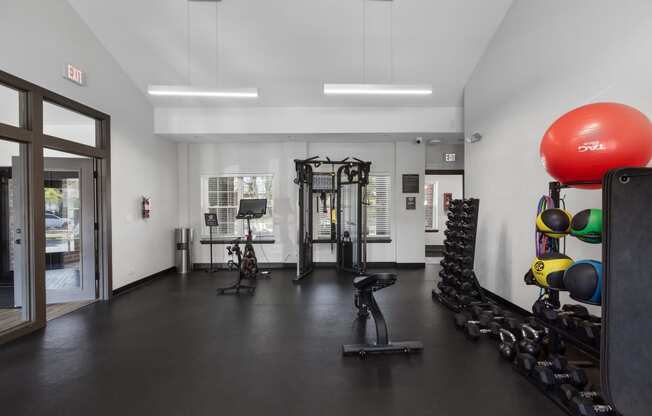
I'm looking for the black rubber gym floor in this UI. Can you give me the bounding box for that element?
[0,266,565,416]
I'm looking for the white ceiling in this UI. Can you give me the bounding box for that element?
[67,0,513,108]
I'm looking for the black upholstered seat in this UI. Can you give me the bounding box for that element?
[353,273,397,291]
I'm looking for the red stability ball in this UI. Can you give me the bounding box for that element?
[540,102,652,189]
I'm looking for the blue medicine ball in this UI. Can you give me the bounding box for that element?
[563,260,602,305]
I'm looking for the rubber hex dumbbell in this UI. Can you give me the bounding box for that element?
[465,320,502,341]
[573,398,615,416]
[560,384,603,406]
[579,321,601,345]
[543,306,589,325]
[454,310,474,330]
[534,366,588,389]
[460,222,475,232]
[515,353,567,374]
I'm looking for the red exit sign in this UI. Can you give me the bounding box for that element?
[63,64,85,86]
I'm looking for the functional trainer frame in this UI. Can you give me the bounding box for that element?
[294,156,371,281]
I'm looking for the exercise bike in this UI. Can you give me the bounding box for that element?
[217,199,269,295]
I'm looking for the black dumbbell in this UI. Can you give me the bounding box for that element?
[543,334,567,356]
[544,306,589,324]
[515,353,567,374]
[456,292,480,306]
[503,317,523,340]
[437,281,454,294]
[532,299,553,318]
[454,310,474,330]
[466,320,502,341]
[579,321,601,343]
[534,366,588,389]
[573,398,615,416]
[560,384,603,406]
[460,222,475,231]
[459,256,474,265]
[458,243,473,254]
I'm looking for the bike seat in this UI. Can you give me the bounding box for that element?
[353,273,397,291]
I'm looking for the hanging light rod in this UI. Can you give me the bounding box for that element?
[323,84,433,96]
[147,85,258,98]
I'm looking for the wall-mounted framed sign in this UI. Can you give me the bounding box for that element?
[402,174,420,193]
[406,197,416,210]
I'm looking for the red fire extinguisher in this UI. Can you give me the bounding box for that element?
[142,197,151,218]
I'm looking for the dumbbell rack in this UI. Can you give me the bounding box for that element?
[432,198,486,312]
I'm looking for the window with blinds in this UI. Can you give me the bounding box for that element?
[366,175,391,238]
[202,175,273,237]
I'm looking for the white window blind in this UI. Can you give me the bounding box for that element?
[367,175,391,238]
[202,175,273,237]
[313,174,391,239]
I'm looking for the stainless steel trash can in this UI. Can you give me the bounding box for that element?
[175,228,193,274]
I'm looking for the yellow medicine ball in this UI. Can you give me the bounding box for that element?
[536,208,572,238]
[531,252,573,289]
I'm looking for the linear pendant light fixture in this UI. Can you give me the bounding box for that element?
[148,85,258,98]
[324,0,432,97]
[147,0,258,99]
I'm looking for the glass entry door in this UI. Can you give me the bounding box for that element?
[43,157,95,304]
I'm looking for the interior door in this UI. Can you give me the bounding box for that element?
[44,157,95,304]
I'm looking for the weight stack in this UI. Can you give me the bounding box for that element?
[433,198,484,311]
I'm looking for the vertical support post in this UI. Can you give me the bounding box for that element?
[209,225,213,273]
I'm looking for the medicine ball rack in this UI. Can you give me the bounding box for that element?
[527,181,602,360]
[432,198,486,312]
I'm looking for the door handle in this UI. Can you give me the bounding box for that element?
[15,239,21,244]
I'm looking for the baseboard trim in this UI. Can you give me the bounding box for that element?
[112,267,176,297]
[193,263,295,270]
[396,263,426,269]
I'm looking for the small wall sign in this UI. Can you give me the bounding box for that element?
[63,64,85,86]
[444,153,456,162]
[402,174,420,193]
[443,193,453,210]
[406,197,416,210]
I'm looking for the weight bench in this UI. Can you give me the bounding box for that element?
[342,273,423,357]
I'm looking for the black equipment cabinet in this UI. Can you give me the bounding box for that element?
[294,156,371,281]
[602,167,652,416]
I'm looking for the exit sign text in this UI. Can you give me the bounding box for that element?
[444,153,456,162]
[63,64,85,86]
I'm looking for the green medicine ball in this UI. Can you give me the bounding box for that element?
[570,209,602,244]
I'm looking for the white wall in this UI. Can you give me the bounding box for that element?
[0,0,179,289]
[464,0,652,310]
[155,106,463,135]
[180,140,428,266]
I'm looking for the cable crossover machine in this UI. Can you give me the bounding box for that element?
[294,156,371,281]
